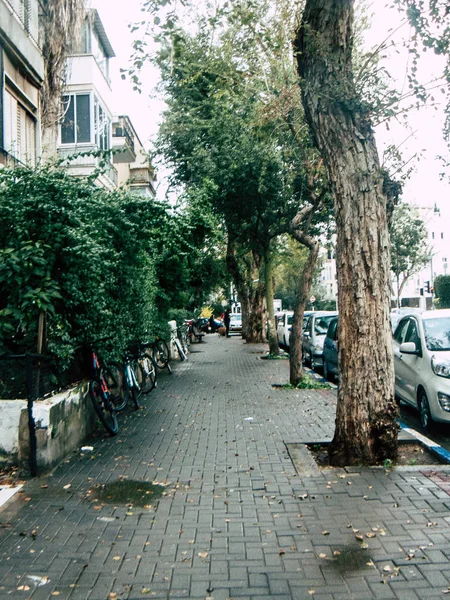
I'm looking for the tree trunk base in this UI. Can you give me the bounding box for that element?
[329,405,399,467]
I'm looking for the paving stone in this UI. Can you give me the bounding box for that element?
[2,336,450,599]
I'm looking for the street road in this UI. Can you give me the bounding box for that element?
[399,402,450,452]
[307,366,450,453]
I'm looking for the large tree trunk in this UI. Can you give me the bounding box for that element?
[295,0,398,466]
[264,246,279,355]
[289,232,319,385]
[226,238,266,343]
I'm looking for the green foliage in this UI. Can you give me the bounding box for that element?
[390,202,433,305]
[0,165,165,367]
[433,275,450,308]
[279,375,331,389]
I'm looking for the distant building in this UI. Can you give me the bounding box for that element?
[397,202,450,308]
[113,115,156,197]
[319,245,338,304]
[0,0,43,167]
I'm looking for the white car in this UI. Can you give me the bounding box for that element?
[229,313,242,334]
[302,311,338,370]
[393,309,450,431]
[276,311,313,349]
[276,311,294,348]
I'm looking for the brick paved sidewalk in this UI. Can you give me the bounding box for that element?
[1,335,450,600]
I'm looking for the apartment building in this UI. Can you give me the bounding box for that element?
[113,115,156,197]
[56,9,118,188]
[0,0,43,167]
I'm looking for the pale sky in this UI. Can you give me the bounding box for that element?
[90,0,449,213]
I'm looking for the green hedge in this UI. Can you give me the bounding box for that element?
[0,165,159,369]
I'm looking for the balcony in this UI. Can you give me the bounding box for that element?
[58,146,118,188]
[112,118,136,164]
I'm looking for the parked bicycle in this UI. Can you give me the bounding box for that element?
[150,336,172,373]
[88,342,124,436]
[170,324,188,362]
[126,341,158,407]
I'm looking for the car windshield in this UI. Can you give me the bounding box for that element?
[423,317,450,351]
[315,316,336,335]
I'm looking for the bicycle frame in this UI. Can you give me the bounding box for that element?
[92,351,110,399]
[124,360,140,392]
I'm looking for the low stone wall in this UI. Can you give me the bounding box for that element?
[0,382,97,473]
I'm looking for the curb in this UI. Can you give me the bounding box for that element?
[399,421,450,465]
[0,484,23,510]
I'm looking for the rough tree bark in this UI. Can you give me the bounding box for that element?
[295,0,398,465]
[289,231,319,386]
[264,245,279,355]
[226,238,266,343]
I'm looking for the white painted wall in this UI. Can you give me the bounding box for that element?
[0,400,27,457]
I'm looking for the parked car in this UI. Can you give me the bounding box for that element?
[276,310,313,350]
[229,313,242,334]
[393,309,450,431]
[276,311,294,349]
[391,307,423,331]
[303,311,338,370]
[323,316,339,381]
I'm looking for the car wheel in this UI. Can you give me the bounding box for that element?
[419,390,432,433]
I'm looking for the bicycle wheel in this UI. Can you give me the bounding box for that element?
[137,355,157,394]
[152,339,170,369]
[89,379,119,436]
[104,363,128,411]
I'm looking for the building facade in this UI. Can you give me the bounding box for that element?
[0,0,43,167]
[113,115,156,197]
[57,9,117,188]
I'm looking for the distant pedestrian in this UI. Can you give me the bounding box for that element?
[223,309,231,338]
[208,314,215,333]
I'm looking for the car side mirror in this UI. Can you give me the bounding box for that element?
[399,341,421,357]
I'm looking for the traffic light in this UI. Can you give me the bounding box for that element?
[425,281,430,294]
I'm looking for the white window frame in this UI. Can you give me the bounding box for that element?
[60,92,111,150]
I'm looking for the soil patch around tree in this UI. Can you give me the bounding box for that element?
[307,441,443,468]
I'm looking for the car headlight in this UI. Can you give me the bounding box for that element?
[431,356,450,378]
[438,393,450,412]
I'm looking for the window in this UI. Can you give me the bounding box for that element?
[5,0,38,40]
[60,94,110,149]
[404,320,421,350]
[423,317,450,351]
[315,316,336,335]
[92,30,109,80]
[3,88,36,164]
[95,102,110,150]
[327,318,338,341]
[394,318,410,344]
[61,94,91,144]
